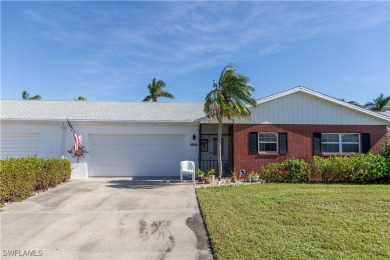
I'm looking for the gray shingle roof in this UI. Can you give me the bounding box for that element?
[0,100,206,123]
[379,111,390,118]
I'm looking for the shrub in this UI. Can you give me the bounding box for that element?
[332,156,359,182]
[379,131,390,182]
[379,131,390,160]
[312,156,338,182]
[312,153,389,183]
[260,159,310,183]
[355,152,389,183]
[259,162,287,183]
[283,158,311,183]
[0,157,71,204]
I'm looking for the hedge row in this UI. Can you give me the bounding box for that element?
[259,153,390,183]
[0,157,71,204]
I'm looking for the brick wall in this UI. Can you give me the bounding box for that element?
[232,124,388,172]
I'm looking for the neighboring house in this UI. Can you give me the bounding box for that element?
[1,87,389,178]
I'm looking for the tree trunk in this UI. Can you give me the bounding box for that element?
[217,120,223,179]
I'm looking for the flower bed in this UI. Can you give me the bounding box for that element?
[194,178,264,189]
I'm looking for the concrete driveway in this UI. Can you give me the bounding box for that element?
[1,178,213,260]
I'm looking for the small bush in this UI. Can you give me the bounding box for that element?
[259,162,287,183]
[0,157,71,204]
[283,158,311,183]
[312,156,338,182]
[260,159,310,183]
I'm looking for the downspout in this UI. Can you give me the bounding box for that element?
[61,122,66,159]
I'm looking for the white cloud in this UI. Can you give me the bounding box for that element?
[20,1,389,96]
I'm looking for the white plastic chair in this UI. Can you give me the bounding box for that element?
[180,161,195,182]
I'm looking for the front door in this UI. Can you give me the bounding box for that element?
[209,136,228,161]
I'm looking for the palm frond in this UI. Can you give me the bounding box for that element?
[30,95,41,100]
[204,65,256,121]
[143,96,152,102]
[21,90,29,100]
[364,93,390,111]
[159,91,175,99]
[143,78,174,102]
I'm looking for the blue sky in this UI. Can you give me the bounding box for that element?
[2,1,389,105]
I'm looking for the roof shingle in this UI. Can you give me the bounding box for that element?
[0,100,206,123]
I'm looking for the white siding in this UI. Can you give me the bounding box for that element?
[236,92,388,125]
[0,121,199,178]
[0,133,40,159]
[1,123,64,159]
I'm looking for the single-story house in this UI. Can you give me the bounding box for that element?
[1,87,389,178]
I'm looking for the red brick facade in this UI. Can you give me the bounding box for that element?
[232,124,388,172]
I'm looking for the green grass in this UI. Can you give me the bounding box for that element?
[196,184,390,259]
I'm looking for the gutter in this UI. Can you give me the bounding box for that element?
[0,118,201,126]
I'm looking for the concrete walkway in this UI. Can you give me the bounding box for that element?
[1,178,213,260]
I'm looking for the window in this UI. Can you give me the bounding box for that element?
[322,133,360,154]
[249,132,287,154]
[258,132,278,153]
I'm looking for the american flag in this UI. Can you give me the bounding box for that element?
[67,119,82,153]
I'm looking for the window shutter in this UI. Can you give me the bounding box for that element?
[279,133,288,155]
[362,133,371,154]
[249,132,258,154]
[313,133,322,155]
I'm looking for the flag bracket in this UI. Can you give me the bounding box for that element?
[68,145,89,163]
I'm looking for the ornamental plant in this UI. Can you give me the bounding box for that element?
[197,169,205,177]
[207,168,215,176]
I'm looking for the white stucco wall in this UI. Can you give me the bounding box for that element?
[1,121,200,178]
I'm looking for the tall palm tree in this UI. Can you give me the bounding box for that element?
[204,65,256,179]
[364,93,390,112]
[21,90,41,100]
[143,78,174,102]
[74,96,87,101]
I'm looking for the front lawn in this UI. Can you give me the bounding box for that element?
[196,184,390,259]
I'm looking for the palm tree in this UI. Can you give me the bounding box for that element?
[21,90,41,100]
[364,93,390,112]
[74,96,87,101]
[143,78,174,102]
[204,65,256,179]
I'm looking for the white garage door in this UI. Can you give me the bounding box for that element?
[89,134,188,177]
[0,133,40,159]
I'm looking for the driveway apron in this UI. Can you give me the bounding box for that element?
[1,178,213,260]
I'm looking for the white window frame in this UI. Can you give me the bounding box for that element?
[258,132,278,154]
[322,133,361,154]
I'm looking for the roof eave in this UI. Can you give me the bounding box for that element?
[0,118,200,125]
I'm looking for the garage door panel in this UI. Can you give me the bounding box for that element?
[90,147,185,161]
[89,134,188,177]
[92,135,186,145]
